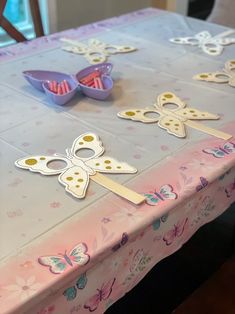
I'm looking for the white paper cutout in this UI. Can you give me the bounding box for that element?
[170,31,235,56]
[194,59,235,87]
[60,38,136,64]
[118,92,220,138]
[15,133,137,199]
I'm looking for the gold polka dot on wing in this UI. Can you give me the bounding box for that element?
[25,158,37,165]
[83,135,94,142]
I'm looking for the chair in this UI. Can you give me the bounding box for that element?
[0,0,44,43]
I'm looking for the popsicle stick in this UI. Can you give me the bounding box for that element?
[90,173,145,205]
[185,120,232,140]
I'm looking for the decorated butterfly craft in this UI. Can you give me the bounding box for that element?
[170,31,235,56]
[63,273,87,301]
[15,133,145,205]
[118,92,232,140]
[203,142,235,158]
[144,184,177,206]
[84,278,116,312]
[38,243,90,274]
[60,38,136,64]
[163,217,188,245]
[194,60,235,87]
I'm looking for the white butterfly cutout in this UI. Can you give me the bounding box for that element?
[60,38,136,64]
[170,31,235,56]
[194,59,235,87]
[15,133,137,199]
[38,242,90,274]
[118,92,219,138]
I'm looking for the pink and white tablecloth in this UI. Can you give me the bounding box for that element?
[0,7,235,314]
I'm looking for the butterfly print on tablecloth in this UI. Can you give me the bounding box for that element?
[203,142,235,158]
[144,184,177,206]
[38,243,89,274]
[63,273,87,301]
[163,218,188,245]
[84,278,116,312]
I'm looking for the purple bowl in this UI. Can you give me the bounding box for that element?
[23,70,78,92]
[75,63,113,100]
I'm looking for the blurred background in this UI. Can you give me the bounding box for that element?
[0,0,216,47]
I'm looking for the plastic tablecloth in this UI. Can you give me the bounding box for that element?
[0,7,235,314]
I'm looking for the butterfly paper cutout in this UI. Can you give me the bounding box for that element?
[38,243,90,274]
[15,133,137,199]
[112,232,128,252]
[163,218,188,245]
[84,278,116,312]
[203,142,235,158]
[196,176,208,192]
[152,213,169,230]
[145,184,177,206]
[170,31,235,56]
[61,38,136,64]
[194,60,235,87]
[118,92,219,138]
[63,273,87,301]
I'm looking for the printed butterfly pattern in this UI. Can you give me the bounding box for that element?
[112,232,128,252]
[170,31,235,56]
[152,213,169,230]
[196,176,208,192]
[15,133,137,199]
[225,179,235,198]
[63,273,87,301]
[145,184,177,206]
[163,218,188,245]
[203,142,235,158]
[118,92,219,138]
[61,38,136,64]
[194,60,235,87]
[38,243,90,274]
[84,278,116,312]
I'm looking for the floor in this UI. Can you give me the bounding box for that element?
[106,202,235,314]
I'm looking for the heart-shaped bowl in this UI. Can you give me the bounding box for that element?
[42,78,78,105]
[75,63,113,100]
[23,70,78,92]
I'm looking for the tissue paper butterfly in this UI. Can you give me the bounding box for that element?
[63,273,87,301]
[145,184,177,206]
[15,133,136,199]
[112,232,128,252]
[196,176,208,192]
[163,218,188,245]
[203,142,235,158]
[38,243,90,274]
[84,278,116,312]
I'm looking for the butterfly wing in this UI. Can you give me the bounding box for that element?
[120,232,129,246]
[117,108,160,123]
[100,278,116,300]
[223,142,235,153]
[84,293,101,312]
[175,218,188,237]
[169,36,199,45]
[152,219,161,230]
[60,38,88,54]
[106,44,136,54]
[63,286,77,301]
[15,156,69,175]
[201,42,223,56]
[203,148,226,158]
[76,273,88,290]
[38,256,67,274]
[158,115,185,138]
[159,184,178,200]
[69,243,90,266]
[85,156,137,173]
[144,193,160,206]
[161,213,169,223]
[195,31,212,41]
[59,166,89,198]
[163,229,176,246]
[130,249,144,272]
[70,133,104,161]
[193,71,230,84]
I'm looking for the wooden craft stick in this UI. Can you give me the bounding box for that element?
[185,120,232,140]
[91,173,145,205]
